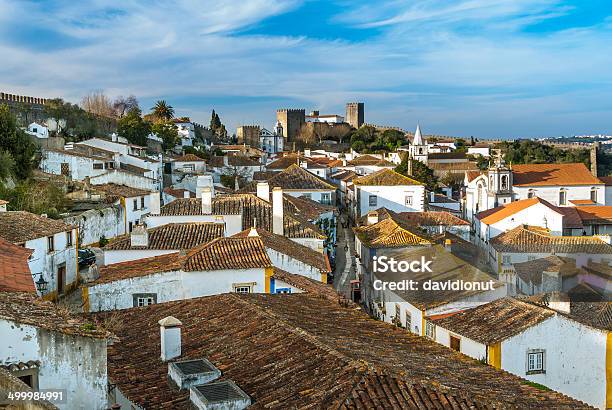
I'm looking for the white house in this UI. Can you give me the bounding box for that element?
[84,236,280,312]
[362,244,506,336]
[103,222,225,265]
[173,119,195,147]
[40,147,116,181]
[343,154,396,176]
[467,144,490,157]
[63,204,125,246]
[233,227,331,283]
[0,292,109,409]
[431,296,610,409]
[209,155,262,182]
[352,168,425,217]
[170,153,206,174]
[475,197,565,245]
[26,122,49,139]
[0,210,78,300]
[93,184,157,233]
[260,122,284,154]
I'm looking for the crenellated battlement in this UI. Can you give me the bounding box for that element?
[276,108,306,113]
[0,92,48,105]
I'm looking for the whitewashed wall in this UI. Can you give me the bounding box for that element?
[90,170,158,191]
[434,326,488,361]
[357,185,425,216]
[266,248,324,282]
[146,214,239,235]
[41,151,107,181]
[104,249,176,265]
[513,185,605,206]
[86,268,267,312]
[64,207,124,246]
[0,319,108,410]
[502,315,607,409]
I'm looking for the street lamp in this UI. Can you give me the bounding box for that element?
[33,274,48,295]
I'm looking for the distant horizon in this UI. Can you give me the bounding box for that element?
[1,1,612,138]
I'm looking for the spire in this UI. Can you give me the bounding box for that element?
[413,124,424,145]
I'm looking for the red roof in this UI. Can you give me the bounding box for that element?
[512,163,603,186]
[0,238,35,293]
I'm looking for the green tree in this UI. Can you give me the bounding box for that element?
[395,156,438,191]
[151,100,175,121]
[0,150,15,181]
[210,110,221,131]
[151,120,179,151]
[117,107,151,146]
[0,104,38,179]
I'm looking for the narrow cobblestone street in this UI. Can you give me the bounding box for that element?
[333,210,357,299]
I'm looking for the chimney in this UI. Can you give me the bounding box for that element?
[195,175,214,198]
[272,187,284,235]
[159,316,182,361]
[149,192,161,215]
[429,191,436,203]
[223,155,229,167]
[304,148,311,157]
[130,224,149,247]
[590,142,599,177]
[201,187,212,215]
[366,211,379,225]
[300,161,308,169]
[256,182,270,202]
[407,158,413,176]
[183,190,191,198]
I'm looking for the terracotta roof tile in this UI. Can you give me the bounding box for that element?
[599,176,612,186]
[241,164,335,191]
[512,163,603,186]
[393,210,469,226]
[93,183,151,198]
[173,153,205,162]
[96,252,182,284]
[233,228,330,272]
[354,216,432,249]
[0,238,34,293]
[513,256,580,286]
[94,293,590,409]
[272,268,341,302]
[0,291,108,338]
[283,194,335,220]
[465,170,482,182]
[353,168,423,186]
[104,223,225,250]
[347,154,395,167]
[490,225,612,254]
[432,297,554,344]
[163,187,195,198]
[209,155,261,168]
[0,211,72,243]
[477,197,560,225]
[576,205,612,222]
[159,194,325,239]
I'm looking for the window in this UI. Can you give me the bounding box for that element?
[93,163,104,170]
[527,189,535,199]
[425,321,436,339]
[183,164,195,171]
[107,162,115,169]
[527,350,545,374]
[559,189,567,206]
[527,255,536,261]
[450,335,461,351]
[66,231,72,246]
[133,293,157,307]
[275,288,291,294]
[405,195,413,206]
[501,175,508,190]
[128,222,133,232]
[233,285,252,294]
[133,199,138,211]
[591,188,598,203]
[369,195,378,207]
[321,193,331,205]
[141,197,145,209]
[11,368,39,390]
[502,255,511,264]
[137,297,154,307]
[405,311,412,331]
[47,236,54,252]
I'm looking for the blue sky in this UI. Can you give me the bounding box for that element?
[1,0,612,138]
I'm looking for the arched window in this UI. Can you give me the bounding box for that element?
[419,148,423,155]
[559,188,567,206]
[527,189,535,199]
[477,183,484,211]
[501,175,508,191]
[591,187,598,203]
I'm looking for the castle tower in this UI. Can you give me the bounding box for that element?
[409,124,428,164]
[276,109,305,142]
[275,120,283,137]
[346,102,364,129]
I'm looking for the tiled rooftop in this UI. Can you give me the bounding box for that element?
[209,155,261,168]
[242,164,335,191]
[490,225,612,254]
[354,217,432,249]
[476,197,559,225]
[158,194,325,239]
[0,237,34,293]
[104,223,225,250]
[353,168,423,186]
[513,256,579,286]
[0,291,108,338]
[432,297,554,344]
[95,293,590,409]
[347,154,395,167]
[0,211,72,243]
[233,228,330,272]
[93,183,151,199]
[283,194,335,220]
[511,163,603,186]
[173,153,205,162]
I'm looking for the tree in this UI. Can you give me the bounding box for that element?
[0,180,71,218]
[117,107,151,146]
[0,104,38,180]
[112,95,139,118]
[81,91,114,118]
[0,150,15,181]
[151,100,174,121]
[395,156,438,191]
[151,120,179,151]
[210,110,221,131]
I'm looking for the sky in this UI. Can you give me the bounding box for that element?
[1,0,612,138]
